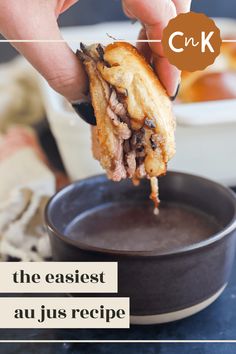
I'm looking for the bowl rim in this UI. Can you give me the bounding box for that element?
[45,171,236,258]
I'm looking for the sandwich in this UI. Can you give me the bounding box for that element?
[77,42,176,212]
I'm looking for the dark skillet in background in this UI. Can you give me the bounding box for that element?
[45,172,236,324]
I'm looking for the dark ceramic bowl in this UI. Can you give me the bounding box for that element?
[45,172,236,324]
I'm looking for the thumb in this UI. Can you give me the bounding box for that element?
[17,40,89,102]
[0,1,88,101]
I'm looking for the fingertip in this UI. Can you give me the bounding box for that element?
[154,57,181,97]
[42,44,88,101]
[136,28,152,62]
[72,101,97,126]
[172,0,191,14]
[122,1,135,19]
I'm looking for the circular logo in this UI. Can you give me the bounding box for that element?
[162,12,222,72]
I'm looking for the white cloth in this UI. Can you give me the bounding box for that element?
[0,145,55,261]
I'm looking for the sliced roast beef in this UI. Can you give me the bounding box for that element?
[135,163,146,179]
[125,150,136,177]
[111,139,127,181]
[109,90,127,118]
[131,129,145,150]
[106,106,131,140]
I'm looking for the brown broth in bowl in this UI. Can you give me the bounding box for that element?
[65,202,221,253]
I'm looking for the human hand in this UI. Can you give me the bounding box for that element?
[122,0,192,98]
[0,0,88,102]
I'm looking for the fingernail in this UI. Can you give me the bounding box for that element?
[72,102,96,126]
[170,83,180,101]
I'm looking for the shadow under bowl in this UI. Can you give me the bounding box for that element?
[45,171,236,324]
